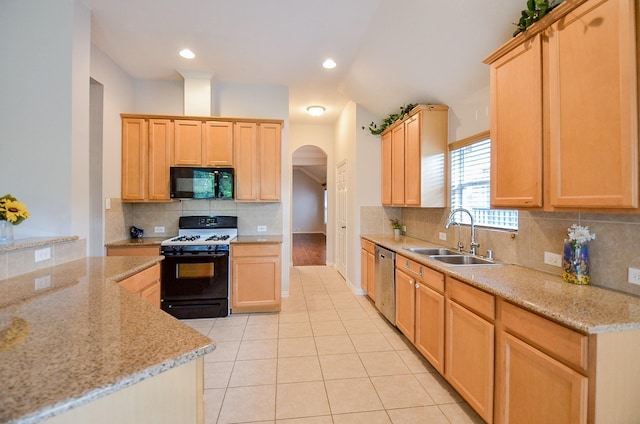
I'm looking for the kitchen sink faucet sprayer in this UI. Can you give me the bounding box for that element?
[445,208,479,255]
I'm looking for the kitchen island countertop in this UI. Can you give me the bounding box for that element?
[362,233,640,334]
[0,256,214,424]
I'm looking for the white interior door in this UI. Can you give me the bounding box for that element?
[336,160,347,277]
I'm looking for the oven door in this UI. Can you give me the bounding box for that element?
[161,252,229,318]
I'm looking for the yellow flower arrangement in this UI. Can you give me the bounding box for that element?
[0,194,30,225]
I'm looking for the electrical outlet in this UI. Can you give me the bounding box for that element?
[439,232,447,241]
[544,252,562,267]
[35,275,51,290]
[257,225,267,232]
[35,247,51,263]
[154,226,165,233]
[105,198,111,210]
[628,267,640,285]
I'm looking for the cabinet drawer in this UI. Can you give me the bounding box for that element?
[446,277,495,321]
[498,299,588,372]
[119,264,160,293]
[232,243,280,257]
[361,239,375,254]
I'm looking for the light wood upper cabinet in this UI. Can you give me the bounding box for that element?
[485,0,638,210]
[122,118,171,201]
[381,105,449,207]
[489,35,543,208]
[122,118,147,201]
[234,122,258,201]
[548,0,637,208]
[381,131,392,205]
[148,119,172,200]
[234,122,282,202]
[258,123,282,201]
[202,121,234,167]
[173,120,202,166]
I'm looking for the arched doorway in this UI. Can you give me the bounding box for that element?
[292,145,328,265]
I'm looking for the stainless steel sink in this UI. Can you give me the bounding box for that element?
[431,255,499,266]
[404,247,460,256]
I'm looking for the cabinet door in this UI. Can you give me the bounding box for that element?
[202,121,233,167]
[395,269,415,342]
[381,130,392,205]
[404,114,421,206]
[366,251,375,300]
[445,298,494,423]
[258,123,281,201]
[548,0,637,208]
[390,123,405,205]
[489,34,543,208]
[361,248,368,294]
[415,281,444,374]
[148,119,172,200]
[231,256,281,312]
[234,122,258,200]
[495,331,588,424]
[173,120,202,166]
[121,118,147,200]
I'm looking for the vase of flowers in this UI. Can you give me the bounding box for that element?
[0,194,30,246]
[562,224,595,285]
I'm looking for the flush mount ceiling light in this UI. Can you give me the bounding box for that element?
[322,58,336,69]
[307,106,326,116]
[179,49,196,59]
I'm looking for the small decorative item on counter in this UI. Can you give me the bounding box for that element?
[130,226,144,239]
[0,194,30,246]
[562,224,596,285]
[390,218,403,237]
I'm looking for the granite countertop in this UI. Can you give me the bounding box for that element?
[0,236,79,253]
[233,235,283,244]
[0,256,214,424]
[105,237,167,247]
[362,234,640,335]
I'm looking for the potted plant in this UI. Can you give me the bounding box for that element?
[389,218,403,237]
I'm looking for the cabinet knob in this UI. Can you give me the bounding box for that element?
[415,284,419,289]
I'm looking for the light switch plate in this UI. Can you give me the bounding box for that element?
[628,267,640,285]
[438,232,447,241]
[154,226,165,233]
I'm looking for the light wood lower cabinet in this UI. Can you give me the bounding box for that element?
[231,243,281,313]
[445,277,495,423]
[361,238,375,300]
[395,255,445,373]
[117,263,161,308]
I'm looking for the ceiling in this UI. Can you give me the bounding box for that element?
[84,0,525,125]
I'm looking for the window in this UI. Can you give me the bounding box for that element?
[450,132,518,230]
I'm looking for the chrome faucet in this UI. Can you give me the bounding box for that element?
[445,208,479,255]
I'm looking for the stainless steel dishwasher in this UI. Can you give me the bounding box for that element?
[374,244,396,325]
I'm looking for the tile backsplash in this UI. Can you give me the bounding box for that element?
[105,198,283,243]
[361,206,640,298]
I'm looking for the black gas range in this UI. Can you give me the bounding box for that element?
[160,216,237,319]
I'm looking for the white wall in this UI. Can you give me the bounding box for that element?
[448,85,491,142]
[0,0,90,244]
[292,170,325,233]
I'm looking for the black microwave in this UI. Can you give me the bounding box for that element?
[170,167,234,199]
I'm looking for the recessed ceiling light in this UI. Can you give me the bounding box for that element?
[322,59,336,69]
[179,49,196,59]
[307,106,326,116]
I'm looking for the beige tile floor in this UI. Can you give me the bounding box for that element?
[183,266,484,424]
